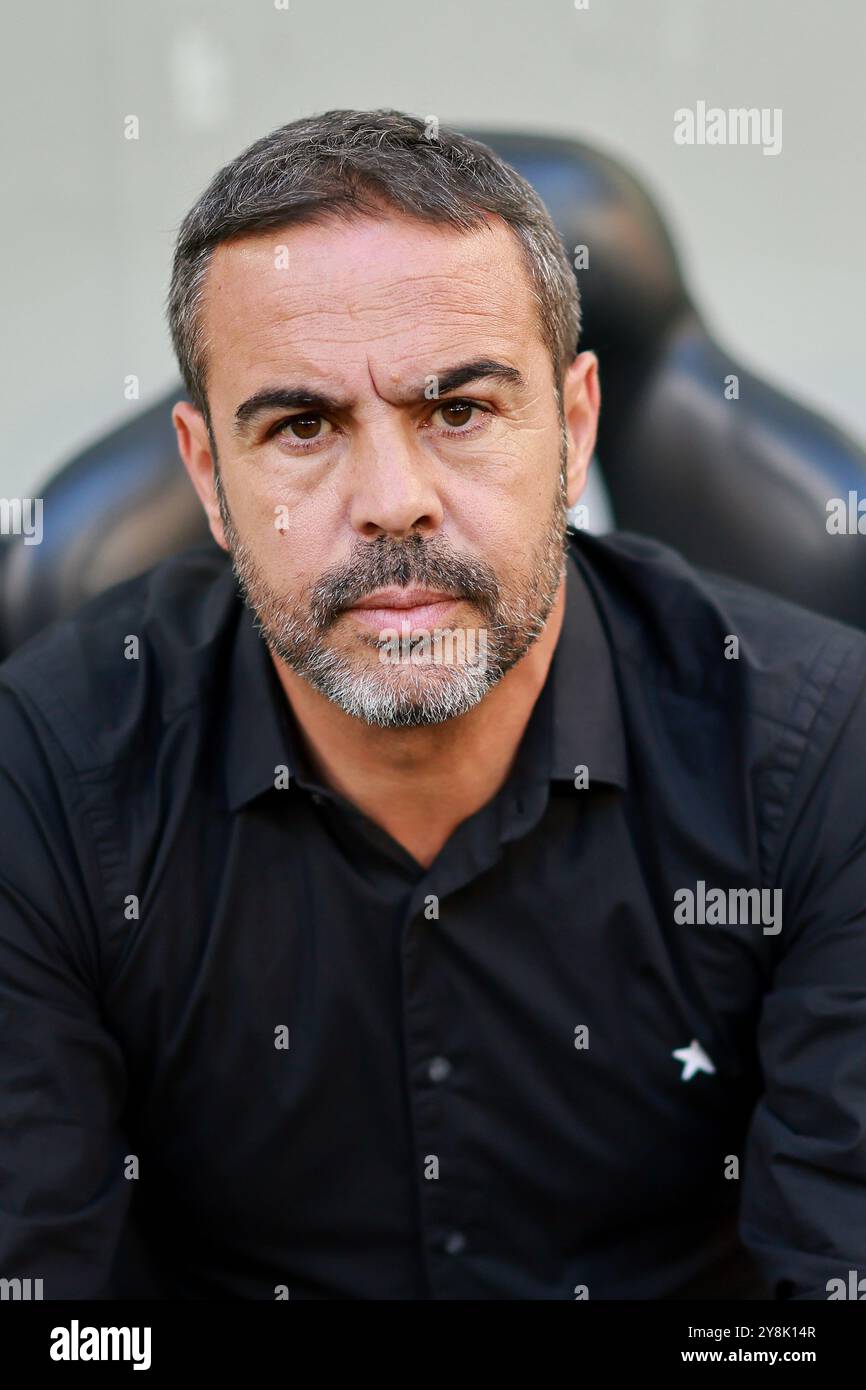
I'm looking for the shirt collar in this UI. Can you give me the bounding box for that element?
[223,599,307,812]
[547,533,629,787]
[224,530,628,812]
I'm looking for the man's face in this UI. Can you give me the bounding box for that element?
[175,210,598,727]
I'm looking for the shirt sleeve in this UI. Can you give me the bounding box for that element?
[738,659,866,1299]
[0,681,133,1298]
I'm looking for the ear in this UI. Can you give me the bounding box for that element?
[172,400,229,552]
[560,351,601,511]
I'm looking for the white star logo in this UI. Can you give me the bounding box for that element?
[672,1039,716,1082]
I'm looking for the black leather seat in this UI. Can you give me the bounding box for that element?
[3,128,865,658]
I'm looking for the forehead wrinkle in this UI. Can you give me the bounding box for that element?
[223,297,521,365]
[215,317,542,418]
[204,244,542,403]
[265,278,517,328]
[206,217,530,320]
[206,235,531,346]
[211,287,516,354]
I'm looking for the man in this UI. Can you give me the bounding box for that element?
[1,108,865,1300]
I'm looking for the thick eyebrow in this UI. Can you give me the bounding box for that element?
[232,358,526,439]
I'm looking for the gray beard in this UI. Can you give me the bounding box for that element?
[216,453,570,729]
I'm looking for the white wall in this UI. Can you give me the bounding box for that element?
[2,0,863,498]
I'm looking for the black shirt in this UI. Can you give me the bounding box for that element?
[1,528,865,1301]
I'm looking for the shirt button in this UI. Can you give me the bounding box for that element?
[444,1231,466,1255]
[427,1056,451,1083]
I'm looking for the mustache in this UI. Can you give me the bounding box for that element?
[306,536,500,629]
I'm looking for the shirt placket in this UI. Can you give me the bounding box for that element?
[396,771,552,1297]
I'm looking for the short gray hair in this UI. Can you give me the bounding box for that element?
[166,108,581,428]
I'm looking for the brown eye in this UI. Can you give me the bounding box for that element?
[283,414,329,440]
[439,402,474,429]
[432,400,489,434]
[289,414,323,436]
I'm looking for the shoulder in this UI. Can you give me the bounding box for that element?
[568,527,866,722]
[0,542,238,773]
[569,529,866,870]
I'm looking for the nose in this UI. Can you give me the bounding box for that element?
[347,420,444,540]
